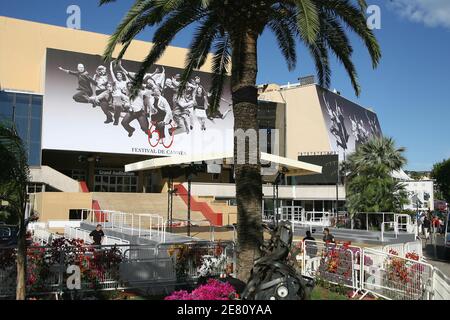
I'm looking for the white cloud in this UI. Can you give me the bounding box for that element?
[388,0,450,29]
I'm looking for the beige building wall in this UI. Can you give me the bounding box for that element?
[259,84,332,160]
[0,16,215,94]
[34,192,92,222]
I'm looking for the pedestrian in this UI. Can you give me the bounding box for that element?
[303,230,315,242]
[419,212,425,235]
[439,217,445,235]
[432,216,440,234]
[323,228,336,244]
[423,216,430,240]
[89,224,105,246]
[303,230,317,257]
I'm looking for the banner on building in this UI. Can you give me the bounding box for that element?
[42,48,233,156]
[318,88,382,160]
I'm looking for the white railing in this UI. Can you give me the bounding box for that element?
[64,226,130,255]
[372,240,423,260]
[264,206,336,227]
[292,239,447,300]
[82,209,166,243]
[32,228,62,245]
[432,268,450,300]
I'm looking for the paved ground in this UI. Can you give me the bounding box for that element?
[421,233,450,278]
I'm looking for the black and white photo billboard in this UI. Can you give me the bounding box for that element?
[318,88,382,160]
[42,48,233,156]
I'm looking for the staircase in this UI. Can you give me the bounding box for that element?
[175,184,223,226]
[92,192,206,223]
[29,166,80,192]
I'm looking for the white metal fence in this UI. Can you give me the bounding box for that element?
[292,239,447,300]
[64,226,130,249]
[85,209,166,243]
[432,268,450,300]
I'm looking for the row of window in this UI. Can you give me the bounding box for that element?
[0,91,43,166]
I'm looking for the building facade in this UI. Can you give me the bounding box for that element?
[1,17,388,224]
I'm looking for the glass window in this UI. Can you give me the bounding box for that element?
[304,201,313,211]
[31,96,43,119]
[29,142,41,166]
[315,201,324,212]
[30,118,41,142]
[117,177,123,184]
[15,94,30,118]
[15,116,29,142]
[0,92,13,120]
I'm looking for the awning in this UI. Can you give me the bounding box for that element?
[125,151,322,177]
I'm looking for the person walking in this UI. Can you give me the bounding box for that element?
[423,216,430,240]
[89,224,105,246]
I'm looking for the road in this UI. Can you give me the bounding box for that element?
[422,233,450,278]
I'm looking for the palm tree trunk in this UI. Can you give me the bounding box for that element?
[16,210,26,300]
[230,29,263,282]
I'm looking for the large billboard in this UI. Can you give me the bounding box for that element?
[42,48,233,156]
[318,88,382,160]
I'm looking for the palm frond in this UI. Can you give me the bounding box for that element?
[103,0,155,61]
[268,9,297,71]
[294,0,320,44]
[129,6,203,94]
[208,33,231,112]
[178,16,219,97]
[320,0,381,68]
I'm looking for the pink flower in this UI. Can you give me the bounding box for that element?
[165,279,236,300]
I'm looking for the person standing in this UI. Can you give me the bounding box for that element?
[322,228,336,244]
[423,215,430,240]
[303,231,317,257]
[89,224,105,246]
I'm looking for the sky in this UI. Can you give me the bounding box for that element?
[0,0,449,171]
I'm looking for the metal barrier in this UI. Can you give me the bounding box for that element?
[432,268,450,300]
[64,226,130,254]
[32,228,62,245]
[360,248,434,300]
[0,240,235,298]
[291,239,441,300]
[82,209,166,243]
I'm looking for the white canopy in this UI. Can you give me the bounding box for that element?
[125,151,322,177]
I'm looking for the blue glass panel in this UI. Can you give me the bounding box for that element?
[31,95,43,118]
[29,141,41,166]
[15,116,29,142]
[30,118,41,143]
[0,92,14,121]
[15,94,30,118]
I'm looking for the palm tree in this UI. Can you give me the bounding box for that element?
[100,0,381,280]
[343,137,408,224]
[0,122,30,300]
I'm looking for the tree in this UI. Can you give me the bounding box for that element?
[343,137,408,217]
[100,0,381,281]
[431,158,450,203]
[0,122,30,300]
